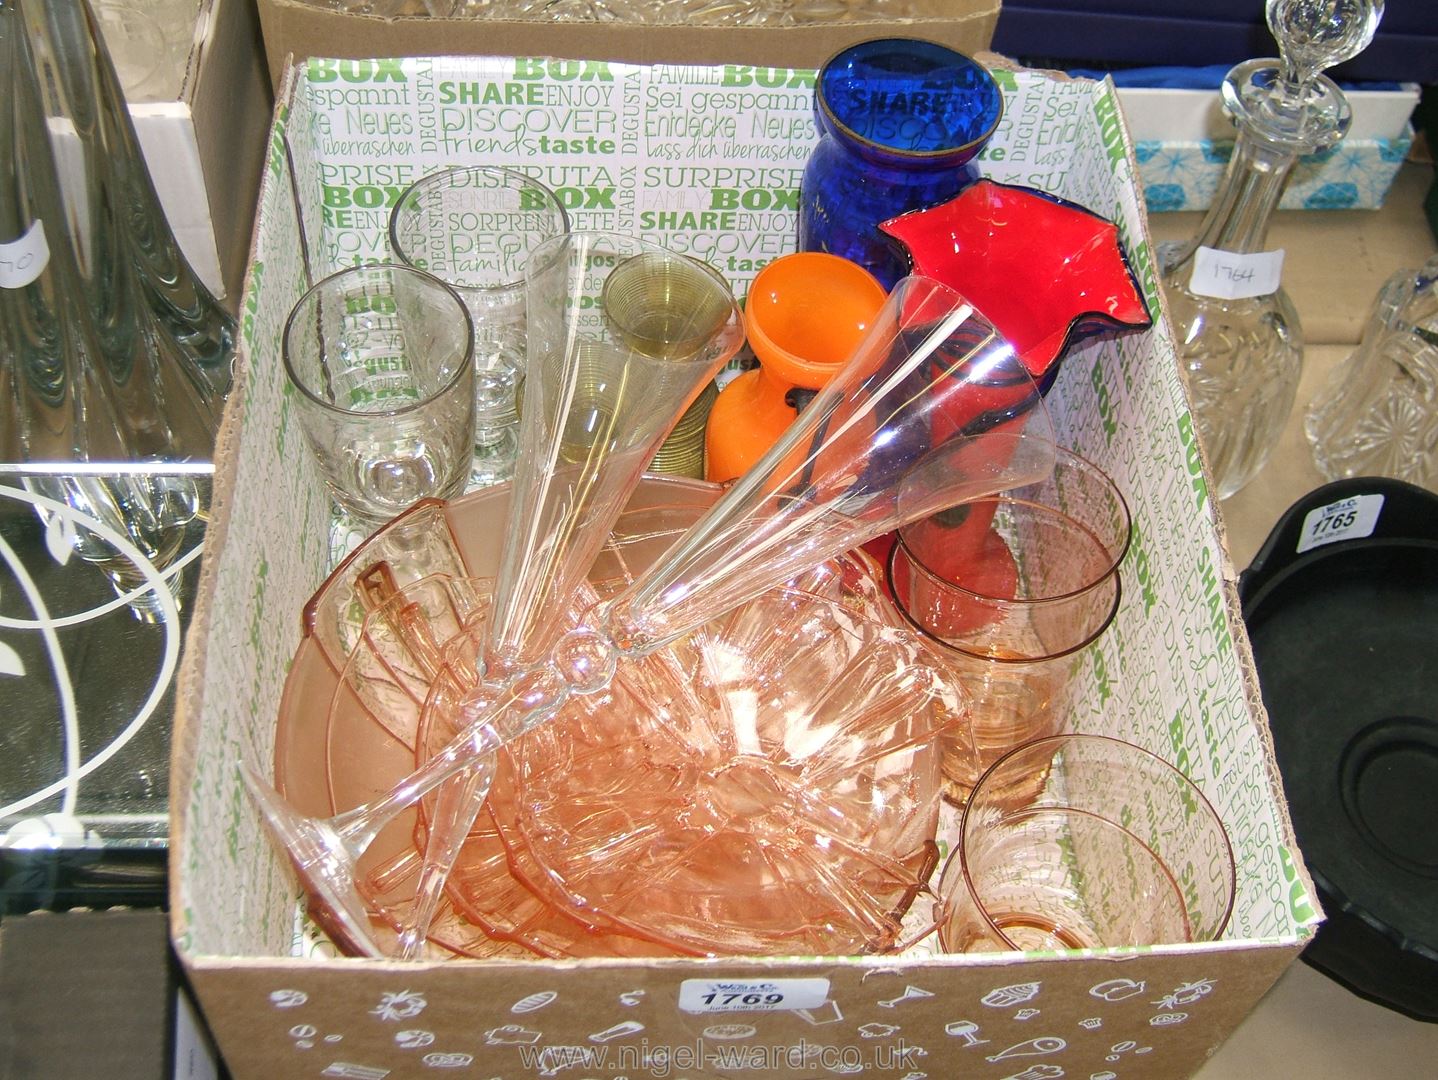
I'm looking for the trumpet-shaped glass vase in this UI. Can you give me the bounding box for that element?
[392,233,745,957]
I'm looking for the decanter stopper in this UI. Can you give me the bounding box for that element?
[1268,0,1384,89]
[1224,0,1384,153]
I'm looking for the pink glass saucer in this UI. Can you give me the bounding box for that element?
[879,178,1152,378]
[417,629,687,959]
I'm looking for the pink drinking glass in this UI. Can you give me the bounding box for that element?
[937,734,1236,953]
[886,445,1130,805]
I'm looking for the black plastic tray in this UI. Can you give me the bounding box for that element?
[1240,477,1438,1022]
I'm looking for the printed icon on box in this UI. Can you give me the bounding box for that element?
[322,1064,390,1080]
[1106,1040,1154,1061]
[396,1030,436,1050]
[878,985,935,1008]
[1078,1018,1103,1031]
[1153,979,1215,1009]
[325,1035,344,1043]
[270,989,309,1009]
[291,1024,318,1040]
[371,990,428,1021]
[1001,1065,1064,1080]
[423,1052,474,1069]
[589,1021,645,1043]
[861,966,906,981]
[702,1023,757,1040]
[485,1024,542,1046]
[983,983,1041,1008]
[619,989,646,1007]
[945,1020,989,1047]
[512,991,558,1014]
[899,1073,928,1080]
[987,1037,1067,1062]
[796,1000,845,1025]
[827,1059,864,1074]
[1014,1008,1041,1020]
[1091,1072,1118,1080]
[1150,1012,1188,1026]
[858,1023,900,1038]
[1088,978,1145,1002]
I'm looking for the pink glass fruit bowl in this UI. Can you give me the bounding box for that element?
[879,178,1152,379]
[274,475,965,958]
[494,574,962,957]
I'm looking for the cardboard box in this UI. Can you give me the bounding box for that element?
[170,56,1322,1079]
[127,0,271,302]
[253,0,1002,91]
[1119,84,1420,213]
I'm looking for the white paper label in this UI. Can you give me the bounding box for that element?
[1189,245,1284,300]
[1296,493,1384,553]
[173,988,220,1080]
[0,219,50,289]
[678,978,831,1014]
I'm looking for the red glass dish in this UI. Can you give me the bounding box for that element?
[879,179,1152,379]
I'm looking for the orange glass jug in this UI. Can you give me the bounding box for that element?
[705,252,887,483]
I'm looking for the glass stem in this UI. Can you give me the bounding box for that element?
[334,681,564,854]
[398,761,494,959]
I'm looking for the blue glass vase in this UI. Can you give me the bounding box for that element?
[799,38,1004,289]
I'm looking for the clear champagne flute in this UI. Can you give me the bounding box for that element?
[354,233,742,956]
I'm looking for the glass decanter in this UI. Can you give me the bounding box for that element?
[1305,255,1438,489]
[1158,0,1382,499]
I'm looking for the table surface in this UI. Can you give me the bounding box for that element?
[1147,162,1438,1074]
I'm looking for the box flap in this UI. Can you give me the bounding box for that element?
[188,0,273,301]
[256,0,1002,91]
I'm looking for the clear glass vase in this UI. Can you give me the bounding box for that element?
[27,0,235,405]
[1158,0,1382,499]
[3,0,213,619]
[19,0,225,459]
[1305,256,1438,489]
[1,0,127,465]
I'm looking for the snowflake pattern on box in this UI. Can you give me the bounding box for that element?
[1136,130,1412,213]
